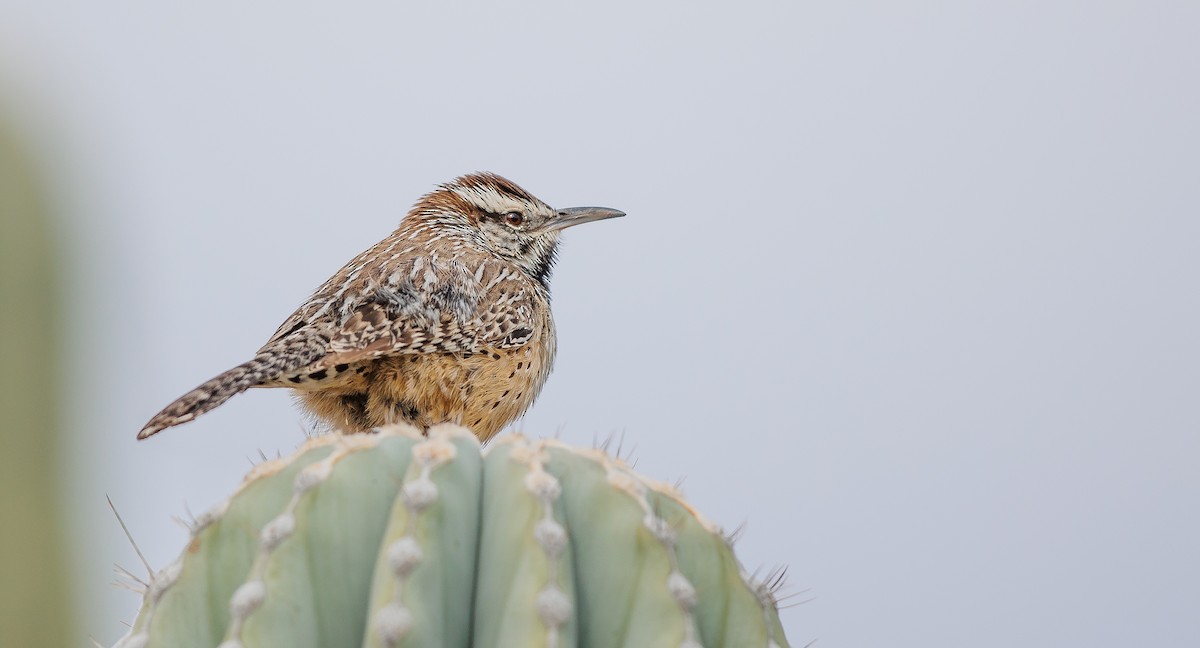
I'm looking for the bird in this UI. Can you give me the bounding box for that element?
[138,172,623,442]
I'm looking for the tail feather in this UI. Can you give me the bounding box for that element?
[137,362,260,439]
[137,333,329,439]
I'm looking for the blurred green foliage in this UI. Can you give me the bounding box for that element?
[0,117,74,647]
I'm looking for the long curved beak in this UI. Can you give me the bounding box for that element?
[543,206,625,233]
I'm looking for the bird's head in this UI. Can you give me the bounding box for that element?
[409,172,624,287]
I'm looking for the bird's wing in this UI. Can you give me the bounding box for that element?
[289,258,539,373]
[138,257,540,438]
[261,239,394,349]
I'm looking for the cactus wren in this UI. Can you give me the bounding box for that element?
[138,172,623,442]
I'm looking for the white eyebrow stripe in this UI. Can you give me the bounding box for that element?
[448,183,529,215]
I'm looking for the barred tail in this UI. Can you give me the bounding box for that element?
[137,333,328,440]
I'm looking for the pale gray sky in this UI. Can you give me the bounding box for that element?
[2,1,1198,646]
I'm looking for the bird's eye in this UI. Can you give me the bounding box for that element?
[503,211,525,226]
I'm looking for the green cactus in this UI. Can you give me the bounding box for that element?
[114,425,791,648]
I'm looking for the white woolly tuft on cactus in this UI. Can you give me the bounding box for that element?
[258,513,295,551]
[536,586,572,627]
[373,602,413,645]
[386,537,423,576]
[400,477,439,511]
[229,581,265,617]
[534,519,568,556]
